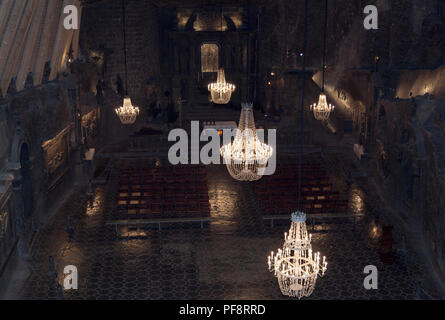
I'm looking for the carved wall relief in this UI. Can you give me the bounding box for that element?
[0,197,14,269]
[201,43,219,73]
[47,152,65,172]
[0,209,8,240]
[194,9,221,31]
[81,108,99,148]
[178,7,244,31]
[352,102,366,134]
[42,126,71,190]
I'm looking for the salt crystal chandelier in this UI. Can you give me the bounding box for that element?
[115,97,140,125]
[220,102,273,181]
[208,68,236,104]
[268,0,327,300]
[268,212,327,299]
[115,0,139,125]
[310,0,335,122]
[310,93,335,121]
[207,5,235,105]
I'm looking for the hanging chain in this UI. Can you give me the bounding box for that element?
[297,0,309,213]
[322,0,328,93]
[122,0,129,96]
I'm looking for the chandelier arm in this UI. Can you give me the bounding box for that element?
[297,0,309,212]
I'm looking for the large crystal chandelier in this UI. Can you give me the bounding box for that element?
[310,93,335,121]
[220,102,273,181]
[208,68,236,105]
[268,212,327,299]
[115,97,140,125]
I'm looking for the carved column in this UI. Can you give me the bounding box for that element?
[11,167,29,259]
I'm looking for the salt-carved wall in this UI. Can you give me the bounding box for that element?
[0,0,83,265]
[0,81,77,263]
[0,0,82,96]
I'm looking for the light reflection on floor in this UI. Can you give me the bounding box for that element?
[86,189,104,217]
[21,161,427,300]
[349,184,365,215]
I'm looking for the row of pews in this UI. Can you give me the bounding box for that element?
[254,163,349,215]
[116,166,210,219]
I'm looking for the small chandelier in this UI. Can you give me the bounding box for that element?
[114,0,139,125]
[208,68,236,105]
[268,212,327,299]
[310,93,335,121]
[115,96,140,125]
[221,102,273,181]
[311,0,335,122]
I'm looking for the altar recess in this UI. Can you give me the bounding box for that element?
[160,5,259,109]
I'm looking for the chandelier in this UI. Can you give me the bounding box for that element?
[310,0,334,122]
[310,93,335,121]
[208,68,236,104]
[268,212,327,299]
[115,97,140,125]
[114,0,139,125]
[220,102,273,181]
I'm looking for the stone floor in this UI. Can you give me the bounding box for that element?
[21,156,429,300]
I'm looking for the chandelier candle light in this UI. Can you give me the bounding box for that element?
[115,97,140,125]
[310,0,335,122]
[310,93,335,122]
[220,103,273,181]
[208,68,236,104]
[268,212,327,299]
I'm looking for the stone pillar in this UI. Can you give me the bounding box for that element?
[11,168,29,260]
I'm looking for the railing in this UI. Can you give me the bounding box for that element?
[263,213,365,229]
[106,217,212,235]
